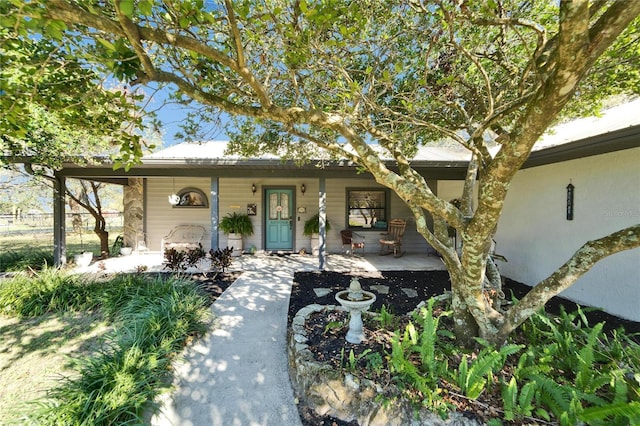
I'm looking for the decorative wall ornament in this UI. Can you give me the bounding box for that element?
[168,194,180,205]
[172,187,209,208]
[566,181,575,220]
[168,177,179,205]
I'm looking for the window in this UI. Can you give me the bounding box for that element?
[346,188,388,229]
[174,187,209,208]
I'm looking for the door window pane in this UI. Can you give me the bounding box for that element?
[269,193,278,220]
[280,193,290,219]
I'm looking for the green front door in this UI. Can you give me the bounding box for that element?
[265,189,294,250]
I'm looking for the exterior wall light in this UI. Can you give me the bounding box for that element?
[251,183,257,195]
[301,183,306,195]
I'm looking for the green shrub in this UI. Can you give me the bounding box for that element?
[509,308,640,424]
[0,268,101,317]
[0,248,54,272]
[24,274,211,425]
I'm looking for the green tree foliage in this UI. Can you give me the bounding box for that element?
[2,0,639,344]
[0,20,152,169]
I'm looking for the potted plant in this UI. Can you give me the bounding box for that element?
[303,213,331,255]
[219,212,254,256]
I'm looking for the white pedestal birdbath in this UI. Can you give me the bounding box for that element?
[335,278,376,344]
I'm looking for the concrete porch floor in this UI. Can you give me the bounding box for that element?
[78,251,447,275]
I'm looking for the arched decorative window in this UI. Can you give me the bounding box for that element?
[174,187,209,208]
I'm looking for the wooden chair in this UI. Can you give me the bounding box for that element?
[340,230,365,256]
[379,218,406,257]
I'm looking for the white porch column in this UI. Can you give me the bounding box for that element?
[210,177,219,250]
[318,177,326,270]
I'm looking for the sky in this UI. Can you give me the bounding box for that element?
[146,85,233,148]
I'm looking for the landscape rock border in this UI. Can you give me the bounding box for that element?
[287,304,482,426]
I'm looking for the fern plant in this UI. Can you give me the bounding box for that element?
[579,400,640,424]
[455,343,522,399]
[501,376,536,421]
[414,299,441,376]
[389,321,446,414]
[375,304,396,328]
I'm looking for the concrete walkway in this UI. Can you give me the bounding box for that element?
[93,253,444,426]
[151,258,310,426]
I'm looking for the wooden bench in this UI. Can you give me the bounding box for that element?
[161,225,206,252]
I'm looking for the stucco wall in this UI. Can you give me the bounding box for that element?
[495,147,640,321]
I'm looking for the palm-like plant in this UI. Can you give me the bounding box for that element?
[303,213,331,236]
[219,212,254,236]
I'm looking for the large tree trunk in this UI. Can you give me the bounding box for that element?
[449,271,480,347]
[66,180,111,258]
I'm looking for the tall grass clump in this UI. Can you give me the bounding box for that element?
[0,267,102,316]
[0,248,55,272]
[25,274,211,425]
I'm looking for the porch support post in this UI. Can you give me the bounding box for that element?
[53,173,66,266]
[318,177,326,270]
[210,177,219,250]
[123,178,144,250]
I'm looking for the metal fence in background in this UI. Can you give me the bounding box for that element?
[0,212,124,234]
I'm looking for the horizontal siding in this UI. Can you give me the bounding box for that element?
[144,176,435,255]
[146,178,212,251]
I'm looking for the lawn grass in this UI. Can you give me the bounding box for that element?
[0,312,109,420]
[0,269,210,425]
[0,230,123,271]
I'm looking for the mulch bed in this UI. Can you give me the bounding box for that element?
[188,271,242,305]
[288,270,640,426]
[288,270,640,336]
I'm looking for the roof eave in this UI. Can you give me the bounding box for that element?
[525,124,640,168]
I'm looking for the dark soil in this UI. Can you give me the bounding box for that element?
[289,270,640,335]
[189,271,242,305]
[289,270,640,426]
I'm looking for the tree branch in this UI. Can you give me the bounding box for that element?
[497,224,640,342]
[113,0,155,78]
[224,0,246,68]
